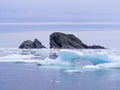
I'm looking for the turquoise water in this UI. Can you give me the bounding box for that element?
[0,62,120,90]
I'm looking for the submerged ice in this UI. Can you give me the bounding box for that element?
[0,48,120,70]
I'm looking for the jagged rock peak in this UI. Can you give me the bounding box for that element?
[19,39,46,49]
[33,39,46,48]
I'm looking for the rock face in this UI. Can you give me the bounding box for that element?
[50,32,87,49]
[33,39,46,48]
[50,32,105,49]
[19,39,46,49]
[87,45,105,49]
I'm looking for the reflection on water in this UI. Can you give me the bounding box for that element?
[0,63,120,90]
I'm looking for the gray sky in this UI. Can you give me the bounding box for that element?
[0,0,120,48]
[1,0,120,22]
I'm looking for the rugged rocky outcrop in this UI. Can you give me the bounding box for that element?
[50,32,87,49]
[50,32,105,49]
[33,39,46,48]
[87,45,105,49]
[19,39,46,49]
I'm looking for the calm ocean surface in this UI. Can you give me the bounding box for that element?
[0,62,120,90]
[0,48,119,90]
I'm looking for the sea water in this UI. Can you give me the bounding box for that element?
[0,49,120,90]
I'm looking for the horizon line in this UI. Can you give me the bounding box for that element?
[1,22,120,25]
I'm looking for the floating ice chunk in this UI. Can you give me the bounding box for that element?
[98,63,120,69]
[64,70,83,73]
[0,54,34,59]
[50,80,60,84]
[83,65,100,69]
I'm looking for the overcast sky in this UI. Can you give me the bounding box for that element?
[1,0,120,22]
[0,0,120,48]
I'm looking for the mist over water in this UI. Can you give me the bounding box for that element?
[1,23,120,32]
[0,23,120,48]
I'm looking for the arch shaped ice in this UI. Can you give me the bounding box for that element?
[57,50,111,65]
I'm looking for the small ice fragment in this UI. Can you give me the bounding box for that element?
[55,81,60,83]
[64,70,83,73]
[83,65,99,69]
[50,80,53,83]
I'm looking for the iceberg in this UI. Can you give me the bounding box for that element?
[0,48,120,69]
